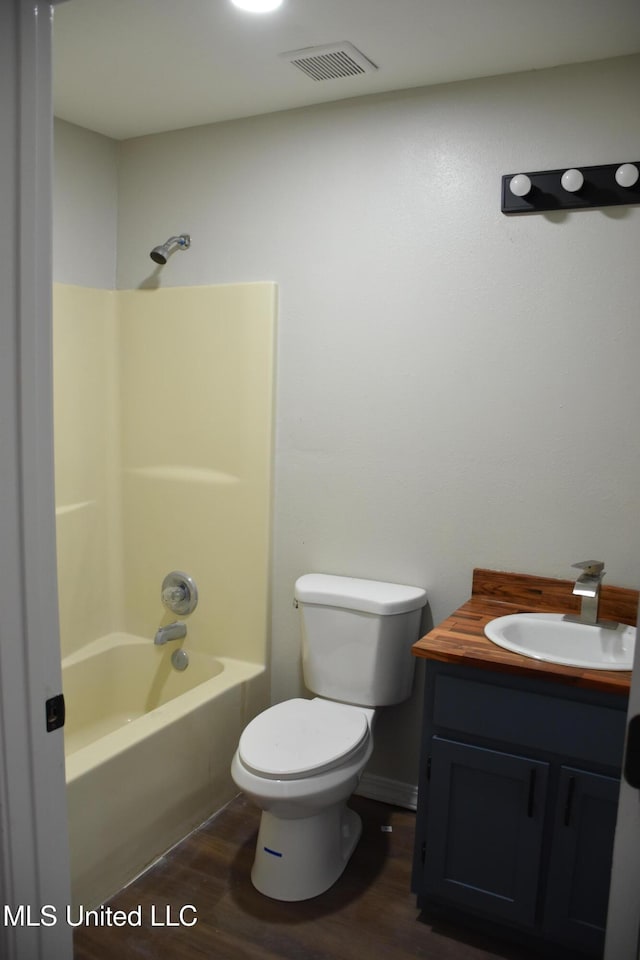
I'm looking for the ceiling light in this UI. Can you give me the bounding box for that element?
[230,0,283,12]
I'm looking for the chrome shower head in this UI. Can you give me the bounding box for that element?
[150,234,191,265]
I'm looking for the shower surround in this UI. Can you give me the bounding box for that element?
[53,281,276,907]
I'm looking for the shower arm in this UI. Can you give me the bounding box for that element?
[164,235,190,251]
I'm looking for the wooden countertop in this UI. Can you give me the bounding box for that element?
[412,568,637,696]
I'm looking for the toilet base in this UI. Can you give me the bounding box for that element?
[250,803,362,901]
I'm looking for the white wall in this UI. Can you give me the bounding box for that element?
[57,54,640,787]
[53,118,118,288]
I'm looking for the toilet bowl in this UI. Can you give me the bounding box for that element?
[231,573,427,901]
[231,698,374,901]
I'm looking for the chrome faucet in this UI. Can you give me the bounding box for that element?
[570,560,605,624]
[154,621,187,645]
[562,559,618,629]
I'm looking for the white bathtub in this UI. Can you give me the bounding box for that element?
[63,633,266,908]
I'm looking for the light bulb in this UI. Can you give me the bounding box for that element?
[615,163,639,188]
[561,168,584,193]
[230,0,283,10]
[509,174,532,198]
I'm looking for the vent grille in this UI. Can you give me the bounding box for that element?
[280,42,377,82]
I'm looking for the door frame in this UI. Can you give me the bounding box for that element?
[0,2,72,958]
[605,596,640,960]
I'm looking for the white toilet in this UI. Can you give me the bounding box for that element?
[231,573,427,901]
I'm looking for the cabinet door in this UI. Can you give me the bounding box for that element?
[543,766,620,956]
[423,737,549,925]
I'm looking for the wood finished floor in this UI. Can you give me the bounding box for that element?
[73,795,540,960]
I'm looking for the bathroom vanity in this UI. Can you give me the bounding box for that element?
[411,569,635,958]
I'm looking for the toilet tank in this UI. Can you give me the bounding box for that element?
[294,574,427,707]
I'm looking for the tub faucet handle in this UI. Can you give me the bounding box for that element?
[162,585,186,606]
[161,571,198,615]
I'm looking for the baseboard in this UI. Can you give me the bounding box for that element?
[355,773,418,811]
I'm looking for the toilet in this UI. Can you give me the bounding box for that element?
[231,573,427,901]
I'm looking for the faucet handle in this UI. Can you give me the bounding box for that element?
[572,560,605,576]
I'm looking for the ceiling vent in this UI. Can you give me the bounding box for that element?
[280,42,378,82]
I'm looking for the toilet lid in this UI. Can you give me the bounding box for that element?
[238,699,369,780]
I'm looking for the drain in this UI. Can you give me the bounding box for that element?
[171,649,189,671]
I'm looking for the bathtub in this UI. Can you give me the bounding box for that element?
[63,633,266,908]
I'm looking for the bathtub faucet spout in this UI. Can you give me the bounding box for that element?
[154,621,187,645]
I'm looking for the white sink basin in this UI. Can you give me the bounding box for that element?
[484,613,635,670]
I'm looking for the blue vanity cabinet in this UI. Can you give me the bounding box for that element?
[412,661,628,957]
[542,766,620,953]
[424,736,549,924]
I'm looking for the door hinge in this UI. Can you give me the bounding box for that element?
[426,756,432,781]
[46,693,65,732]
[421,840,426,864]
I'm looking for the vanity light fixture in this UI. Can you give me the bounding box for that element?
[560,168,584,193]
[502,159,640,214]
[230,0,283,11]
[509,174,532,197]
[615,163,639,188]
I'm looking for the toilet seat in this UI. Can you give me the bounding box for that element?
[238,698,369,780]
